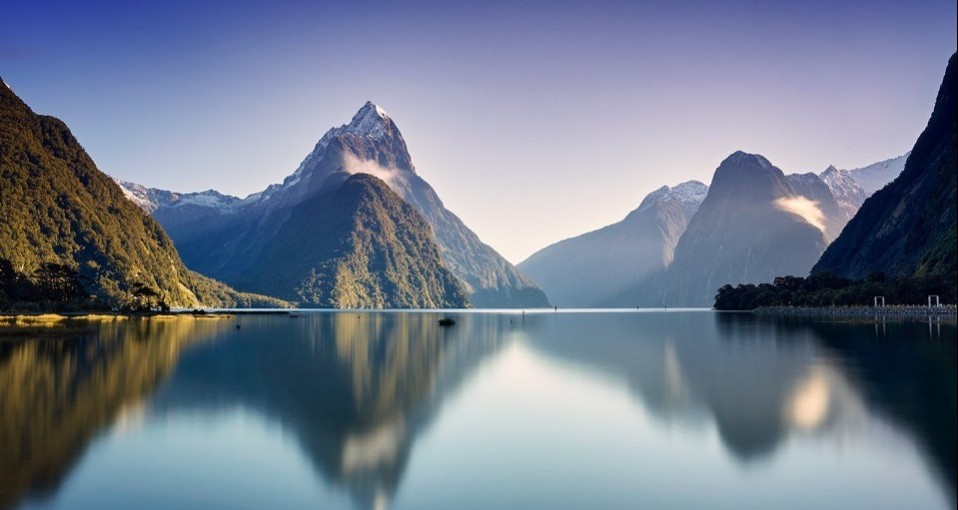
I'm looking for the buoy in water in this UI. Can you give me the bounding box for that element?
[438,318,456,327]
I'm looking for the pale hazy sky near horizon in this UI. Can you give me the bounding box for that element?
[2,0,956,263]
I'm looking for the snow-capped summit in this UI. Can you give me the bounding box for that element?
[634,181,708,219]
[114,178,157,212]
[820,165,865,204]
[804,154,907,209]
[245,101,409,205]
[814,165,867,238]
[843,152,909,195]
[113,177,241,213]
[116,100,549,308]
[671,180,709,205]
[346,101,391,139]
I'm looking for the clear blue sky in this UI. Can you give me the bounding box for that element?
[2,0,955,262]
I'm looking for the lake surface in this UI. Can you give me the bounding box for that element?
[1,311,954,510]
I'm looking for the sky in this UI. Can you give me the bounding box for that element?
[2,0,956,263]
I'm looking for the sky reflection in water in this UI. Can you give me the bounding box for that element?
[1,311,954,510]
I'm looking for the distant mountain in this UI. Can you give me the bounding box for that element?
[818,166,867,225]
[0,77,286,310]
[813,152,908,228]
[612,152,830,307]
[519,181,707,307]
[814,53,956,280]
[236,173,469,308]
[523,150,900,308]
[115,178,242,214]
[119,102,544,307]
[844,152,910,195]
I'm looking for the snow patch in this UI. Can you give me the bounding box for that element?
[637,180,708,212]
[671,180,708,204]
[345,101,391,139]
[177,191,237,208]
[819,166,866,213]
[844,152,909,195]
[112,176,241,213]
[112,177,157,212]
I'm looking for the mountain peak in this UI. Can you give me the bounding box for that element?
[361,100,388,117]
[718,151,784,178]
[345,101,392,138]
[722,151,773,169]
[634,181,708,216]
[672,180,709,202]
[710,151,789,202]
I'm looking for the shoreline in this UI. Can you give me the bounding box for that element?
[0,311,238,333]
[3,305,956,326]
[754,304,957,319]
[0,307,709,319]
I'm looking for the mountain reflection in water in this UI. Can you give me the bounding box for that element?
[525,312,954,498]
[147,313,509,509]
[0,317,233,509]
[1,312,953,510]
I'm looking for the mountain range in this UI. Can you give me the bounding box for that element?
[120,102,548,308]
[520,148,904,307]
[2,50,943,311]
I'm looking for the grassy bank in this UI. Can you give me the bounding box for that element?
[0,312,234,335]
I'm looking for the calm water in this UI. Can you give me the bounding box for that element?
[1,311,954,510]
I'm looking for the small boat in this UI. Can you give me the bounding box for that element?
[438,318,456,327]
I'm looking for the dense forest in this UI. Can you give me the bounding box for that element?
[236,173,470,308]
[0,77,287,311]
[0,258,289,312]
[714,272,956,310]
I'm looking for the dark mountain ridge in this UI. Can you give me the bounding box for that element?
[0,77,285,310]
[814,52,957,281]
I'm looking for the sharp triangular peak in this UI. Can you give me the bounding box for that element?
[344,101,392,138]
